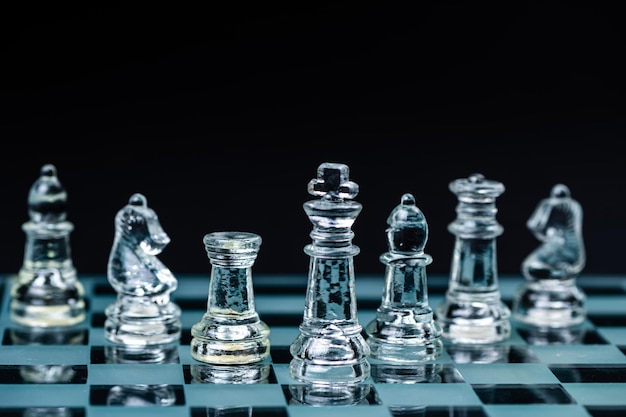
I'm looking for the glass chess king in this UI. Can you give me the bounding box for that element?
[289,162,370,385]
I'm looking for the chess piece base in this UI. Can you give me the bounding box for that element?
[365,313,443,362]
[104,301,181,345]
[190,363,270,384]
[190,315,270,364]
[370,361,444,383]
[512,279,586,328]
[10,271,86,328]
[436,291,511,344]
[289,323,371,384]
[10,301,86,328]
[288,383,371,406]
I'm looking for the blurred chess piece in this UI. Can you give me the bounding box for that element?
[445,343,511,364]
[104,193,181,345]
[289,162,370,385]
[435,173,511,344]
[104,343,180,364]
[190,363,271,384]
[512,184,587,327]
[10,164,85,327]
[288,383,371,406]
[365,193,443,362]
[190,231,270,367]
[370,361,445,384]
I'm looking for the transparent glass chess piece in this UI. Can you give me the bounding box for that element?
[288,383,371,406]
[10,164,85,327]
[104,343,180,364]
[104,193,181,345]
[190,363,271,384]
[369,359,446,384]
[365,193,443,362]
[190,231,270,368]
[289,162,371,385]
[512,184,587,327]
[435,173,511,344]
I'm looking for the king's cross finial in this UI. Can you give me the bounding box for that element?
[307,162,359,200]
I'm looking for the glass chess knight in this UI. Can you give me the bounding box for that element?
[104,193,182,345]
[512,183,587,327]
[10,164,86,328]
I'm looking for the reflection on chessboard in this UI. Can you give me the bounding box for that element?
[0,274,625,417]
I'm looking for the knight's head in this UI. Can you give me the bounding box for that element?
[115,193,170,254]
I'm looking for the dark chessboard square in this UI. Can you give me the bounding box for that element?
[270,346,292,364]
[516,326,608,345]
[389,405,488,417]
[0,365,87,384]
[589,314,626,327]
[93,284,116,295]
[89,384,185,406]
[190,406,289,417]
[261,313,304,327]
[282,384,381,406]
[472,384,575,404]
[585,405,626,417]
[182,364,277,384]
[91,312,105,328]
[175,298,207,311]
[3,327,89,345]
[0,408,85,417]
[507,345,541,363]
[181,328,192,345]
[357,299,381,310]
[549,365,626,383]
[579,285,626,295]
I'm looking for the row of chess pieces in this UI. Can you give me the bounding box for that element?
[7,162,588,385]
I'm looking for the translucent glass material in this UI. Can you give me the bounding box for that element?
[512,184,587,327]
[10,164,85,327]
[435,173,511,344]
[190,231,270,367]
[290,163,370,385]
[190,363,270,384]
[104,193,181,345]
[365,193,443,362]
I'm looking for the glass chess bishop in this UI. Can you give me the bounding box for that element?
[365,193,443,363]
[10,164,86,328]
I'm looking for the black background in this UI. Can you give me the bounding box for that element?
[1,2,624,278]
